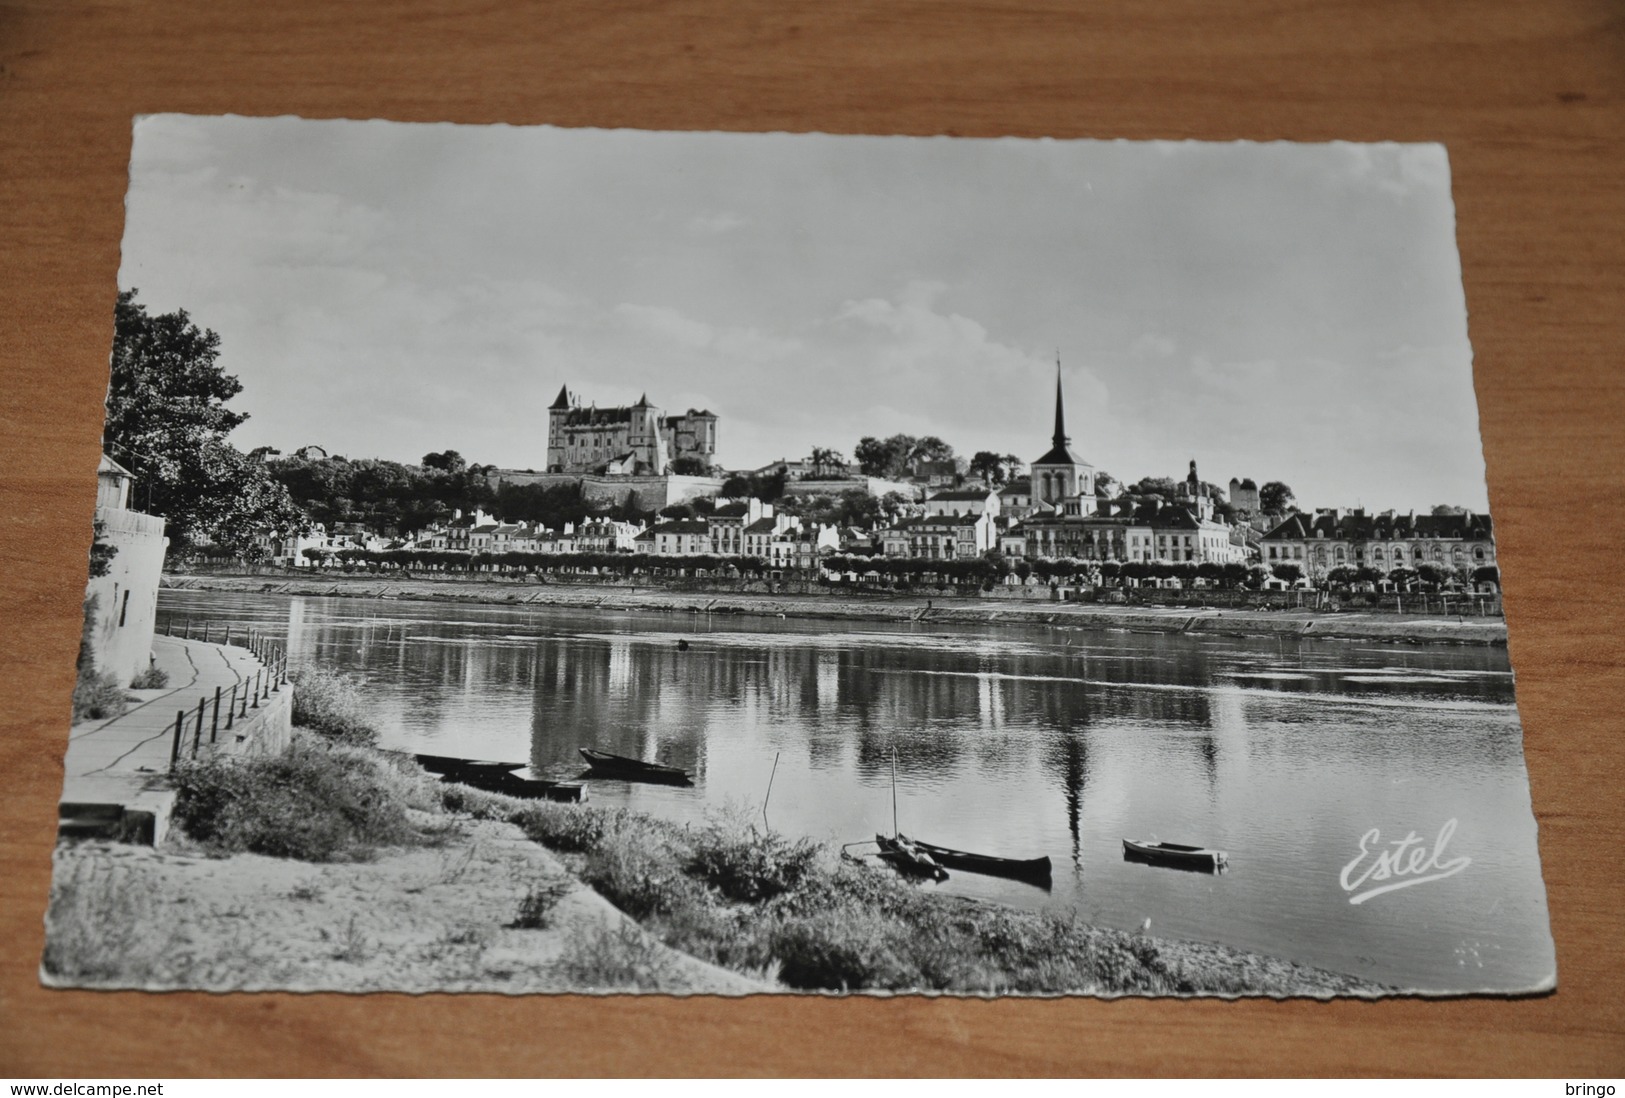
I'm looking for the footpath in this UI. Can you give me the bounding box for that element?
[58,635,292,843]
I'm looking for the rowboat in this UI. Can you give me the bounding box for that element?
[901,835,1052,885]
[413,753,526,776]
[875,834,949,881]
[578,748,694,785]
[424,761,585,803]
[1122,838,1228,871]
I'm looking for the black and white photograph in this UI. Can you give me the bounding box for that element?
[45,115,1556,998]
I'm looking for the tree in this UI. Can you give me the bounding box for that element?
[854,435,916,479]
[105,290,306,552]
[1271,562,1303,583]
[1127,476,1179,499]
[1094,471,1119,498]
[1259,481,1296,514]
[421,450,468,475]
[670,455,710,476]
[968,451,1006,485]
[1430,504,1469,516]
[1001,454,1025,483]
[808,447,847,478]
[909,436,955,468]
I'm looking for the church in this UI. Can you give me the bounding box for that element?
[545,386,718,475]
[1005,367,1244,565]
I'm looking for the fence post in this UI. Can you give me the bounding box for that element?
[239,681,250,719]
[251,669,261,709]
[169,710,185,769]
[203,621,211,644]
[225,683,236,730]
[184,618,193,640]
[192,697,206,757]
[210,686,222,743]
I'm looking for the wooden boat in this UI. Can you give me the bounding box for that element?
[495,775,585,803]
[1122,838,1228,871]
[578,748,694,785]
[413,753,526,776]
[427,762,585,803]
[902,835,1052,884]
[875,834,949,881]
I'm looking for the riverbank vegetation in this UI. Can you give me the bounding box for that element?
[171,734,434,862]
[438,785,1384,996]
[288,664,380,745]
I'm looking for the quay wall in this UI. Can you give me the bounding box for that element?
[162,572,1509,646]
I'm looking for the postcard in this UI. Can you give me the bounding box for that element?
[45,117,1555,997]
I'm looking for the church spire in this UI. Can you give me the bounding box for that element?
[1052,356,1069,450]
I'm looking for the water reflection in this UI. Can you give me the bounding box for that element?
[156,590,1551,993]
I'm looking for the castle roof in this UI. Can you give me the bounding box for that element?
[549,384,573,410]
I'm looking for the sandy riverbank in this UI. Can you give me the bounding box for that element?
[43,812,763,995]
[167,571,1508,646]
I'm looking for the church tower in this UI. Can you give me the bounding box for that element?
[1030,361,1096,511]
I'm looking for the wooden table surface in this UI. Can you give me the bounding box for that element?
[2,0,1621,1078]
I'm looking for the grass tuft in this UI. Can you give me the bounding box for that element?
[129,666,170,690]
[508,879,574,930]
[287,665,378,745]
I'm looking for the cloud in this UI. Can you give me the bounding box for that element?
[1130,334,1176,359]
[687,211,745,234]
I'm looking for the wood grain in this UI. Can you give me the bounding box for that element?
[2,0,1621,1077]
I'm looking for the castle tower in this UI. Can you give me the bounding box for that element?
[1030,361,1096,510]
[546,384,576,472]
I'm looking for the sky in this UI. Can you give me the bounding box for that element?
[117,115,1491,512]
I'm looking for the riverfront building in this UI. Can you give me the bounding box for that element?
[1260,509,1496,578]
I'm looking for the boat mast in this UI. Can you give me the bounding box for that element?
[891,746,899,838]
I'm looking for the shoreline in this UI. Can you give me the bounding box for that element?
[44,741,1394,997]
[164,571,1509,647]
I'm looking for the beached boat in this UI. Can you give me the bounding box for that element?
[413,753,526,776]
[1121,838,1228,871]
[901,835,1052,884]
[421,759,585,803]
[578,748,694,785]
[875,834,949,881]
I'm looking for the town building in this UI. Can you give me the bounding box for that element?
[1260,509,1496,578]
[922,488,1001,518]
[546,387,717,476]
[651,519,712,556]
[707,498,774,556]
[998,479,1036,520]
[880,512,997,560]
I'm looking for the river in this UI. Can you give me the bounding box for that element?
[158,588,1555,994]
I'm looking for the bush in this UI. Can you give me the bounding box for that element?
[171,735,417,861]
[683,821,821,903]
[129,666,169,690]
[579,833,707,920]
[508,879,573,929]
[511,802,612,853]
[288,665,377,745]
